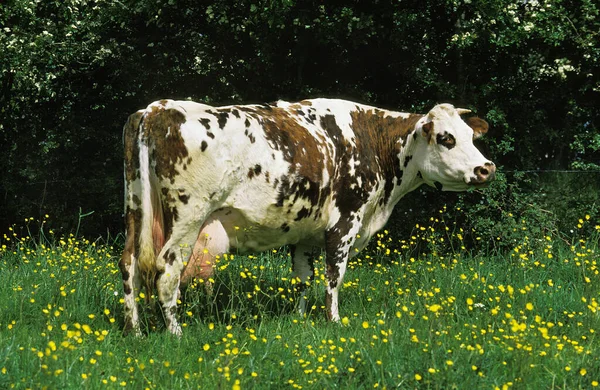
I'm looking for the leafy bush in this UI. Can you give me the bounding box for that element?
[1,0,598,237]
[385,170,599,257]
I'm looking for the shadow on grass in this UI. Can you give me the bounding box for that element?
[127,272,324,334]
[181,274,319,325]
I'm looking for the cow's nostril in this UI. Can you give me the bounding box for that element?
[473,165,492,182]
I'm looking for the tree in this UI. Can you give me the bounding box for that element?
[1,0,598,237]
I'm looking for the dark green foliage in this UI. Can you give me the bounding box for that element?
[385,170,599,257]
[0,0,598,241]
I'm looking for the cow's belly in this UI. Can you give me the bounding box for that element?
[209,207,326,253]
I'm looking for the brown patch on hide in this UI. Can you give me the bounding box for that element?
[143,104,188,184]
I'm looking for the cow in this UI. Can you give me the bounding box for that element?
[120,98,495,336]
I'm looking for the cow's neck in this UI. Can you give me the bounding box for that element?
[351,109,423,198]
[388,125,426,207]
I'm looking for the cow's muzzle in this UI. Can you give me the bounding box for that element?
[469,162,496,186]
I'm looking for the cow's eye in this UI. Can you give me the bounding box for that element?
[436,133,456,149]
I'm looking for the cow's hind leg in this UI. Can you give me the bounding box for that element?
[324,218,360,322]
[120,209,143,336]
[155,215,207,336]
[181,216,230,293]
[290,244,319,316]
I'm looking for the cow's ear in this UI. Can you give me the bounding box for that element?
[465,117,489,140]
[422,121,434,141]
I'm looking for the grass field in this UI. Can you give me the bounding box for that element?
[1,214,599,389]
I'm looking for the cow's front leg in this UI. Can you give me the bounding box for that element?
[290,244,319,316]
[324,220,359,322]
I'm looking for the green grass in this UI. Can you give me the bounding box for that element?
[1,215,599,389]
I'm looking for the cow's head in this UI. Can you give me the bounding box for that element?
[411,104,496,191]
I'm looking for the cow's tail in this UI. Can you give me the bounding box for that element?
[137,115,165,299]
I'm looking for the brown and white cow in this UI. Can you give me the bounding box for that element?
[120,98,495,335]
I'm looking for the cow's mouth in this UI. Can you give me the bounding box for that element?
[470,181,492,189]
[437,182,471,192]
[467,173,496,187]
[466,176,495,188]
[438,176,494,192]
